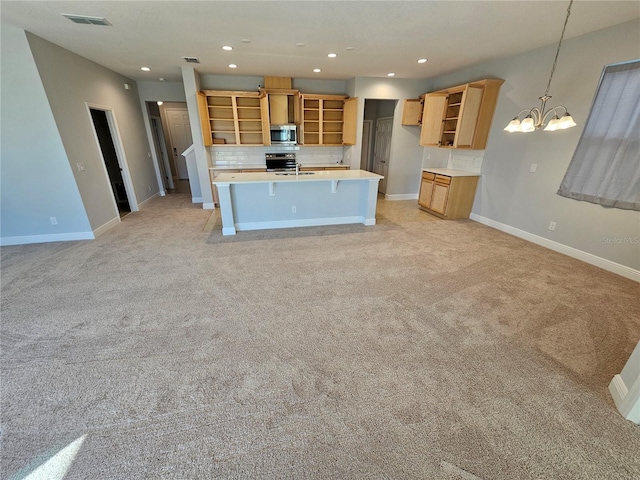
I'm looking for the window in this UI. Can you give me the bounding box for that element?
[557,60,640,211]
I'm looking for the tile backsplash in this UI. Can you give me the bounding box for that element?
[210,146,344,166]
[447,150,484,173]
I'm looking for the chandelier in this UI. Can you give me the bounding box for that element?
[504,0,577,133]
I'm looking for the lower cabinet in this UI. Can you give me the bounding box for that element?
[418,171,479,219]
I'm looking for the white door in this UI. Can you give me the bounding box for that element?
[166,109,192,180]
[373,117,393,194]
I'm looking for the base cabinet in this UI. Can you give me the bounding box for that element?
[418,171,479,219]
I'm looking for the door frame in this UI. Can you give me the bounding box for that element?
[86,102,139,213]
[361,119,374,171]
[150,116,174,190]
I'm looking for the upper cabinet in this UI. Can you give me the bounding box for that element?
[401,98,424,126]
[417,78,504,149]
[262,77,300,126]
[300,94,358,146]
[198,76,357,147]
[197,90,270,146]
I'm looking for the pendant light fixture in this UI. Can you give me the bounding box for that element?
[504,0,577,133]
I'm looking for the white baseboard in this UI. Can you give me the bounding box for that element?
[0,231,94,246]
[202,202,215,210]
[235,216,366,232]
[470,213,640,282]
[609,374,640,424]
[93,216,121,238]
[139,192,160,208]
[192,196,203,203]
[385,193,419,201]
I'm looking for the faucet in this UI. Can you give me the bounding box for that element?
[296,162,301,176]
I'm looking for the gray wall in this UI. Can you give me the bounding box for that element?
[27,32,158,232]
[422,19,640,271]
[346,78,429,197]
[1,25,92,243]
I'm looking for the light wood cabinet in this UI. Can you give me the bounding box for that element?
[198,90,270,146]
[265,91,300,125]
[418,171,479,219]
[402,98,424,126]
[300,94,357,146]
[419,78,503,149]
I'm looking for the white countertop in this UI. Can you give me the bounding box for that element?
[210,164,265,171]
[422,168,480,177]
[214,169,382,184]
[210,163,348,171]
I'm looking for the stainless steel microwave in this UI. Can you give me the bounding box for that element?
[270,125,297,145]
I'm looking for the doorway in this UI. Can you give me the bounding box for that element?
[164,108,192,180]
[150,116,174,190]
[89,108,132,216]
[373,117,393,194]
[362,99,396,194]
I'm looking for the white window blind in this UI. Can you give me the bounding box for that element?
[557,60,640,211]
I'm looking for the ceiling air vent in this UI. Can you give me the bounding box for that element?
[62,14,112,26]
[183,57,200,64]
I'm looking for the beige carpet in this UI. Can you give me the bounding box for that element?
[1,192,639,479]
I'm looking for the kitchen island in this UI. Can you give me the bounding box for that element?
[213,170,383,235]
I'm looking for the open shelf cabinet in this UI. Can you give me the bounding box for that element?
[197,91,270,146]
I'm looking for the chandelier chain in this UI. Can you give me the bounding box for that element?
[544,0,573,97]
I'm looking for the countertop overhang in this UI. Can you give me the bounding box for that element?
[213,169,383,185]
[422,168,480,177]
[210,163,347,171]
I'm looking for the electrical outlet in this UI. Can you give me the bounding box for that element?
[292,206,296,213]
[148,185,152,192]
[76,162,85,172]
[530,163,537,173]
[50,217,58,225]
[548,221,557,231]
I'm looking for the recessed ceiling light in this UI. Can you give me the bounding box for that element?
[241,38,251,43]
[313,68,321,73]
[222,45,233,51]
[328,53,337,58]
[418,58,428,63]
[296,43,305,47]
[157,101,163,106]
[346,46,355,51]
[387,73,395,77]
[228,64,237,69]
[159,77,165,82]
[140,67,151,71]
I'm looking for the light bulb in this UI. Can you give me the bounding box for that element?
[558,113,577,129]
[520,116,536,132]
[504,118,522,132]
[544,116,560,131]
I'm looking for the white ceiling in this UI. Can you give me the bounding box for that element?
[2,1,639,83]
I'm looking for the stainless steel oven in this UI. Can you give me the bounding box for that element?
[265,153,297,171]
